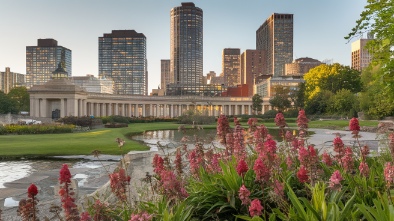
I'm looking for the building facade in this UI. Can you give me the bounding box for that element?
[256,13,293,77]
[170,2,203,95]
[26,39,71,88]
[70,75,114,94]
[240,49,266,97]
[222,48,241,87]
[351,38,372,71]
[99,30,148,95]
[0,67,25,94]
[160,59,171,91]
[285,57,322,76]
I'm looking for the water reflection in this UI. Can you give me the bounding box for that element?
[0,161,32,188]
[132,129,221,151]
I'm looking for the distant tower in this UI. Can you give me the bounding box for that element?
[170,2,203,95]
[26,39,72,88]
[240,49,266,97]
[351,38,372,71]
[222,48,241,87]
[256,13,293,77]
[160,59,171,91]
[99,30,148,95]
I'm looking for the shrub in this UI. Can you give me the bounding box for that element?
[57,116,92,127]
[1,124,74,135]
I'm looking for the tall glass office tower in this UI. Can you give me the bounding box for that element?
[170,2,203,95]
[99,30,147,95]
[256,13,293,77]
[26,39,71,88]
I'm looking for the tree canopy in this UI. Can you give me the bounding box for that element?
[269,85,292,112]
[345,0,394,118]
[303,63,362,100]
[251,94,263,114]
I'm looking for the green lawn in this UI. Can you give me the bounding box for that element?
[0,119,379,159]
[0,122,215,159]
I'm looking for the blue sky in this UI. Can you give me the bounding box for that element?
[0,0,366,92]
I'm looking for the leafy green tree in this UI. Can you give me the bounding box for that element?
[346,0,394,118]
[304,63,362,100]
[251,94,263,114]
[293,82,306,109]
[269,85,291,112]
[328,89,359,116]
[7,86,30,113]
[0,91,16,114]
[304,90,333,115]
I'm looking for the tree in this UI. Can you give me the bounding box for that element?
[251,94,263,114]
[269,85,291,112]
[7,86,30,113]
[303,63,362,100]
[304,90,333,115]
[293,82,306,109]
[345,0,394,118]
[328,89,359,116]
[0,91,16,114]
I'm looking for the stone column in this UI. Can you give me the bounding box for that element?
[114,103,119,116]
[40,99,47,118]
[241,105,245,115]
[142,104,146,117]
[135,104,139,117]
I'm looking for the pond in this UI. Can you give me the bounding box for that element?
[131,128,293,151]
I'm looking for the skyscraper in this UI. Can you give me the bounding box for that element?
[160,59,171,91]
[351,38,372,71]
[99,30,147,95]
[240,49,266,97]
[0,67,25,94]
[256,13,293,77]
[26,39,71,88]
[170,2,203,95]
[222,48,241,87]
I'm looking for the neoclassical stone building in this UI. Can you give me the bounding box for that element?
[29,74,270,119]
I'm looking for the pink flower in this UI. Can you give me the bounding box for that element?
[329,170,343,191]
[274,112,286,128]
[109,168,130,201]
[297,109,309,129]
[153,154,164,174]
[129,211,153,221]
[238,185,251,205]
[341,147,354,172]
[236,159,249,177]
[27,183,38,198]
[361,145,370,160]
[359,161,370,177]
[273,180,284,197]
[322,152,333,166]
[59,164,72,184]
[249,199,263,217]
[80,211,92,221]
[297,166,309,183]
[384,162,394,188]
[286,156,293,169]
[217,114,230,144]
[285,130,293,142]
[264,135,277,154]
[253,158,270,183]
[349,117,360,132]
[298,146,309,165]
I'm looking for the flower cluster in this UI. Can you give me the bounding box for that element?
[384,162,394,188]
[129,211,153,221]
[249,199,263,217]
[236,159,249,178]
[217,114,230,144]
[329,170,343,191]
[18,183,39,221]
[238,185,251,205]
[109,168,131,202]
[349,117,360,137]
[58,164,80,221]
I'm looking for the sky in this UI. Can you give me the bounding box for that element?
[0,0,367,93]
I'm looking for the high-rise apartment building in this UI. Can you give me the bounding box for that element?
[170,2,203,95]
[99,30,147,95]
[256,13,293,77]
[351,38,372,71]
[222,48,241,87]
[240,49,266,97]
[26,39,71,88]
[0,67,25,94]
[160,59,171,91]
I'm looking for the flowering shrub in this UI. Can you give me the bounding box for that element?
[17,111,394,221]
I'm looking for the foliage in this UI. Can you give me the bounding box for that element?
[293,83,306,109]
[305,90,333,115]
[177,109,215,125]
[0,124,74,135]
[303,63,362,101]
[328,89,359,116]
[345,0,394,119]
[58,116,94,127]
[0,91,17,114]
[7,86,30,113]
[269,85,292,111]
[252,94,263,114]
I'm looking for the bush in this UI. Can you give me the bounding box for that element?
[57,116,92,127]
[0,124,74,135]
[104,123,128,128]
[261,109,278,119]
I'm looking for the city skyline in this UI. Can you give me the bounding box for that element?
[0,0,366,93]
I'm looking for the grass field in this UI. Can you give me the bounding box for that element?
[0,119,379,159]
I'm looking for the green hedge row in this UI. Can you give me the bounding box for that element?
[0,124,75,135]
